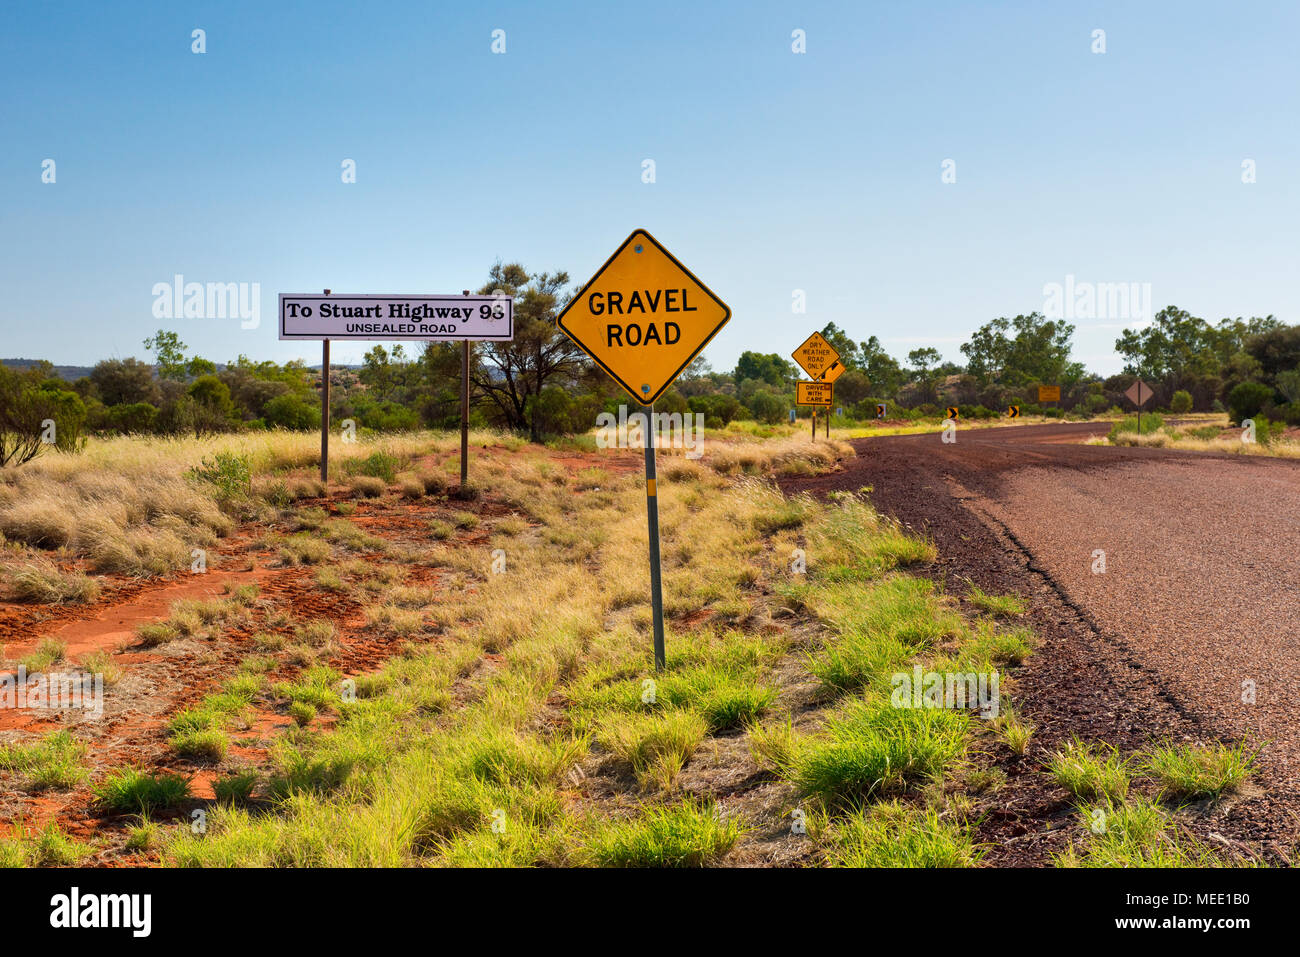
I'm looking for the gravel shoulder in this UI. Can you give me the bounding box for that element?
[782,422,1300,862]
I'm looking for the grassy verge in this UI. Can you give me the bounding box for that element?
[0,426,1268,867]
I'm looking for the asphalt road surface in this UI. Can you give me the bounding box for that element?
[785,422,1300,855]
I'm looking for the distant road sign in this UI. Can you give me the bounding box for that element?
[1038,385,1061,403]
[876,403,887,420]
[817,359,846,384]
[792,332,839,380]
[1008,405,1020,418]
[1125,380,1155,407]
[796,381,833,407]
[279,294,513,341]
[946,406,960,420]
[555,228,731,404]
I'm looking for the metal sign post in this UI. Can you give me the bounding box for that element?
[643,402,666,671]
[1126,379,1154,435]
[320,289,331,483]
[461,290,471,487]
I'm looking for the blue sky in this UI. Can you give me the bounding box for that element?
[2,0,1296,376]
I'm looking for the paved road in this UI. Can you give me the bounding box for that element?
[786,422,1300,849]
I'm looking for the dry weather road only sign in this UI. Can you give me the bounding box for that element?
[792,332,839,380]
[555,229,731,405]
[279,294,514,341]
[1038,385,1061,403]
[797,381,834,407]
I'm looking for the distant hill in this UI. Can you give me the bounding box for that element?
[1,358,96,381]
[3,358,366,382]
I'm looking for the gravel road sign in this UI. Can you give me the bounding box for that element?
[556,229,731,405]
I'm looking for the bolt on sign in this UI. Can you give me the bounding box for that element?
[1007,405,1020,418]
[1038,385,1061,403]
[946,406,960,420]
[558,229,731,672]
[556,229,731,405]
[1125,379,1154,407]
[792,331,839,380]
[796,381,833,407]
[279,294,513,341]
[817,359,845,383]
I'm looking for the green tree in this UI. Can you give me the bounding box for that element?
[263,392,321,430]
[860,336,904,397]
[90,357,160,406]
[1228,381,1274,423]
[471,263,588,442]
[187,375,235,435]
[962,313,1081,387]
[0,366,84,466]
[818,322,861,369]
[747,390,786,424]
[733,352,795,388]
[143,330,190,381]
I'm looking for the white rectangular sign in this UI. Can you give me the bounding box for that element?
[278,294,514,341]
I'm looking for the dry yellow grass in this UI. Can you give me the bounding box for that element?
[1089,432,1300,458]
[0,429,512,577]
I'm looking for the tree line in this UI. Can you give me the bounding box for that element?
[2,263,1297,466]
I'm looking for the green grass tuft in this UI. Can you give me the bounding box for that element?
[1143,741,1256,801]
[94,767,191,813]
[826,800,983,867]
[579,802,741,867]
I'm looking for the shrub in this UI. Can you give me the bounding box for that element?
[349,475,386,498]
[6,560,100,604]
[1108,413,1163,439]
[263,393,322,430]
[1227,381,1274,424]
[1169,389,1193,414]
[344,450,402,483]
[190,452,252,500]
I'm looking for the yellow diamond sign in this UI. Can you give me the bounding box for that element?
[817,359,846,383]
[556,229,731,405]
[792,331,839,380]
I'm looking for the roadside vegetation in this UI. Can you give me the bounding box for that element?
[1093,412,1300,458]
[0,425,1273,868]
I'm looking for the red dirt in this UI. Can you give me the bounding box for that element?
[0,469,541,855]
